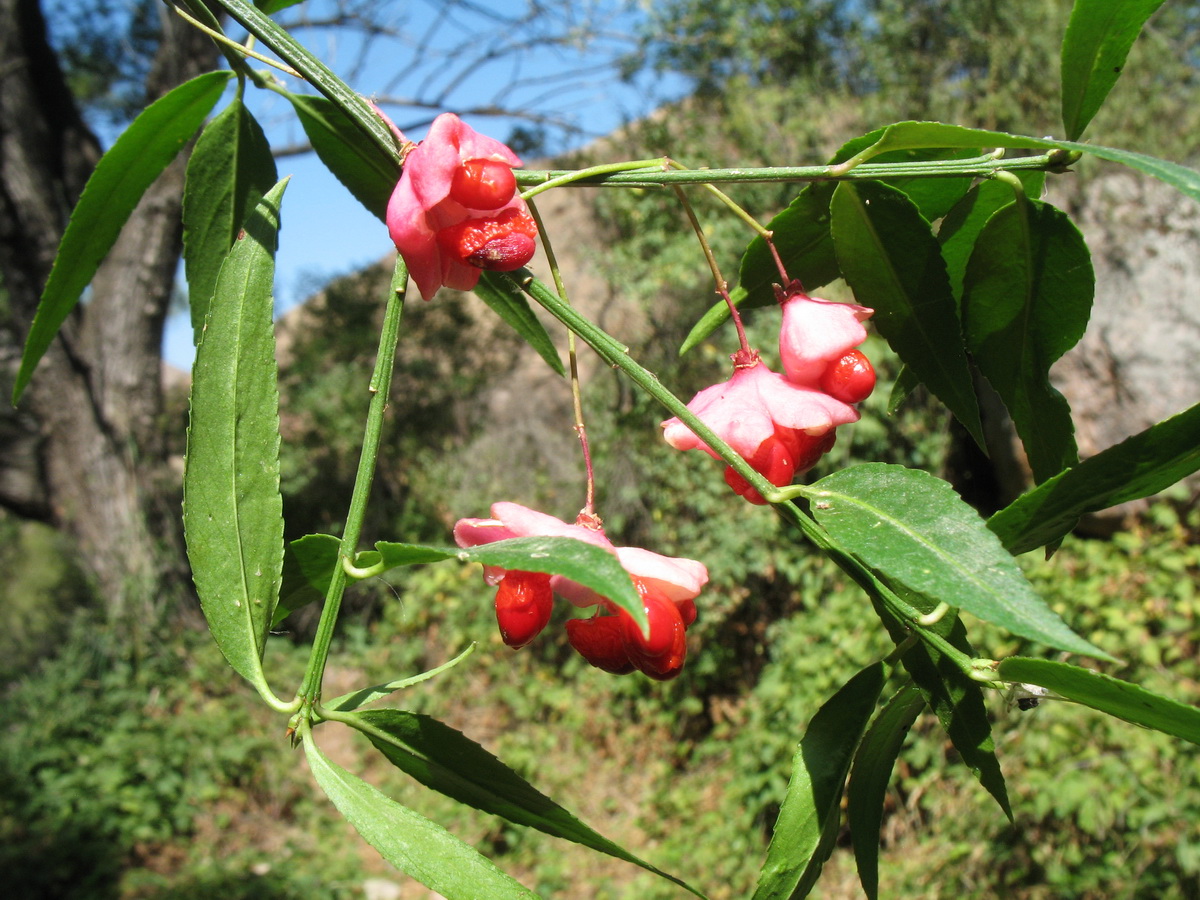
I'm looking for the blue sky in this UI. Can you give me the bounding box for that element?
[160,0,687,368]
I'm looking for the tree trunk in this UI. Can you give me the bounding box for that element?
[0,0,215,616]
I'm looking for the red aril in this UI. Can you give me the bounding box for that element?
[566,615,635,674]
[449,159,517,210]
[437,208,538,271]
[820,349,876,404]
[494,570,553,649]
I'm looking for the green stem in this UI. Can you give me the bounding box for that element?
[512,270,979,676]
[515,152,1069,189]
[295,258,409,712]
[209,0,402,165]
[519,158,667,201]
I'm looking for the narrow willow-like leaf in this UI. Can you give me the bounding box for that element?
[183,179,288,689]
[476,271,565,376]
[373,536,646,632]
[830,181,985,449]
[257,0,302,13]
[13,70,231,403]
[287,92,400,221]
[752,663,886,900]
[869,595,1011,818]
[988,402,1200,555]
[837,121,1200,207]
[848,682,924,900]
[355,710,705,898]
[998,657,1200,745]
[1061,0,1167,140]
[303,733,538,899]
[939,171,1046,303]
[963,199,1092,483]
[810,464,1109,659]
[183,97,278,342]
[274,533,341,626]
[324,646,477,712]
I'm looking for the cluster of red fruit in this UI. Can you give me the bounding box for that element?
[454,504,708,681]
[496,571,697,680]
[388,114,876,678]
[663,282,876,504]
[386,113,538,301]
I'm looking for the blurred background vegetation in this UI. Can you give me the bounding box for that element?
[2,1,1199,898]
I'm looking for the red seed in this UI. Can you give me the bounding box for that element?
[493,570,553,649]
[566,615,635,674]
[620,590,687,680]
[437,208,538,271]
[820,349,876,404]
[449,159,517,210]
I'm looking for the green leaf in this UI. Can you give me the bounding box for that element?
[833,120,1200,207]
[885,364,920,416]
[354,710,705,897]
[13,70,231,403]
[989,401,1200,555]
[848,682,924,900]
[939,172,1046,302]
[998,657,1200,745]
[373,536,647,633]
[964,198,1093,482]
[256,0,302,13]
[1061,0,1167,140]
[830,181,985,449]
[476,271,565,376]
[274,533,341,627]
[873,596,1011,818]
[752,662,886,900]
[183,179,288,689]
[287,92,400,221]
[809,463,1111,659]
[183,97,278,343]
[324,646,477,712]
[1063,142,1200,204]
[303,733,538,899]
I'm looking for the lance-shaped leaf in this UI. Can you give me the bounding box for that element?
[13,70,231,403]
[354,710,704,898]
[998,657,1200,745]
[831,181,985,448]
[287,92,400,221]
[1061,0,1167,140]
[809,463,1111,659]
[303,733,538,899]
[868,592,1011,818]
[963,198,1093,483]
[848,682,924,900]
[752,662,886,900]
[939,171,1046,303]
[324,646,477,712]
[183,97,278,342]
[476,271,565,376]
[274,533,341,626]
[988,401,1200,555]
[183,179,288,690]
[372,536,647,633]
[829,120,1200,207]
